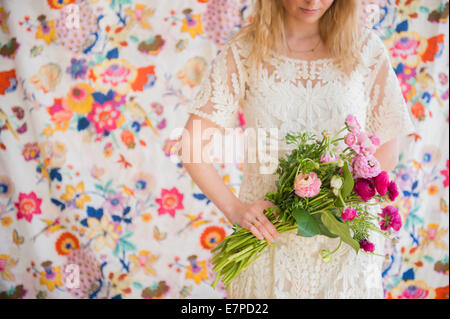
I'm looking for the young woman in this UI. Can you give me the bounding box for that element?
[179,0,415,298]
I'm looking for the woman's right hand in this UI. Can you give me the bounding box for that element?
[230,200,281,243]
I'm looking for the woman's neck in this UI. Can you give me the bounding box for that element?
[284,19,320,40]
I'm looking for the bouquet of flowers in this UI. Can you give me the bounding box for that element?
[211,114,403,289]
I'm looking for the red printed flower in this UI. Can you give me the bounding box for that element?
[155,187,184,217]
[15,192,42,222]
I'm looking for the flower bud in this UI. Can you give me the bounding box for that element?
[337,159,344,167]
[330,176,343,190]
[320,249,333,263]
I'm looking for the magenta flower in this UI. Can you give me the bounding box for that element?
[353,154,381,179]
[344,133,357,147]
[155,187,184,217]
[294,172,322,198]
[15,192,42,222]
[373,171,389,196]
[378,205,402,231]
[354,178,376,202]
[387,181,399,201]
[345,114,361,134]
[359,239,375,252]
[341,207,358,221]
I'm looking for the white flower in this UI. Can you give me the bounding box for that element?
[330,176,343,190]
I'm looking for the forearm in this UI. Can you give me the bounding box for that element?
[373,138,400,173]
[181,161,243,222]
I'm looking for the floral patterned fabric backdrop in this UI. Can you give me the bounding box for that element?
[0,0,448,299]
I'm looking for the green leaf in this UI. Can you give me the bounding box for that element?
[341,161,354,198]
[321,211,359,253]
[292,207,321,237]
[334,190,345,208]
[312,214,338,238]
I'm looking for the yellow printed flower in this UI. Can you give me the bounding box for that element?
[87,214,122,251]
[35,18,57,44]
[125,4,154,29]
[181,10,204,38]
[141,213,152,222]
[129,250,158,276]
[185,256,208,284]
[40,141,67,168]
[60,182,91,209]
[0,254,17,281]
[1,216,12,226]
[108,271,132,296]
[39,261,63,291]
[65,83,95,115]
[418,223,448,250]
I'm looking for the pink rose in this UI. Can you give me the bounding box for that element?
[358,132,377,155]
[353,154,381,179]
[294,172,322,198]
[368,133,381,147]
[345,114,362,134]
[341,207,358,221]
[354,178,376,202]
[345,133,357,147]
[320,152,338,163]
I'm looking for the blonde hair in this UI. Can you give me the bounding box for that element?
[231,0,362,77]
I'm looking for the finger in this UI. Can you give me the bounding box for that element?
[245,221,264,240]
[253,217,275,242]
[261,201,275,211]
[257,214,280,239]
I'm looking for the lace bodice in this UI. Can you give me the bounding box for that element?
[186,27,416,298]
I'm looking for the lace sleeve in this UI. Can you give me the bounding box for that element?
[364,31,416,146]
[186,41,247,130]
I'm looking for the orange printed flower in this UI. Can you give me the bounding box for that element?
[55,232,80,256]
[200,226,226,249]
[121,130,136,149]
[47,0,75,9]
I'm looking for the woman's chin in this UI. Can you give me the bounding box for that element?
[295,14,322,24]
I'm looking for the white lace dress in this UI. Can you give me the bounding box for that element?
[186,27,416,299]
